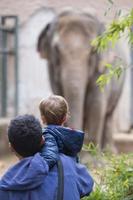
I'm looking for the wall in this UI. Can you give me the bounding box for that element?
[18,8,54,117]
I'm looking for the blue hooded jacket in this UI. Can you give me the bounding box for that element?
[41,125,84,168]
[0,153,94,200]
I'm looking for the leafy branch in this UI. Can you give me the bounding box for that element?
[96,61,124,91]
[91,8,133,90]
[92,9,133,52]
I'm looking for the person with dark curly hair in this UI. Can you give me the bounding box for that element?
[0,114,94,200]
[8,115,44,158]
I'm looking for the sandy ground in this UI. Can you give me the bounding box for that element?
[0,155,17,177]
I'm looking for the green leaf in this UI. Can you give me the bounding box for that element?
[92,9,133,52]
[105,63,113,69]
[108,0,114,5]
[114,66,123,79]
[83,143,99,156]
[104,11,107,16]
[118,9,122,17]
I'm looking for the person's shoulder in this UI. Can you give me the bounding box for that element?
[59,154,77,174]
[60,153,76,160]
[0,189,8,200]
[60,153,76,163]
[59,154,77,167]
[63,126,84,134]
[42,125,58,132]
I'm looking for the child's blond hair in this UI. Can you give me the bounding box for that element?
[39,95,69,125]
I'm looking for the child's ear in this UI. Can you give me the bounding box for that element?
[41,115,46,124]
[61,115,67,125]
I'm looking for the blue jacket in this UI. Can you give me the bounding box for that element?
[0,153,94,200]
[41,125,84,168]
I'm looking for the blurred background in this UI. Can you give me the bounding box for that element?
[0,0,133,175]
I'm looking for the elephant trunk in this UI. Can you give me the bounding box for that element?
[61,61,89,130]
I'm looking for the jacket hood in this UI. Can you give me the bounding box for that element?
[0,153,48,191]
[44,125,84,156]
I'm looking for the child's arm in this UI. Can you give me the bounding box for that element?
[40,132,59,169]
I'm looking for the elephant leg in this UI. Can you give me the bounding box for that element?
[101,114,117,153]
[83,85,107,149]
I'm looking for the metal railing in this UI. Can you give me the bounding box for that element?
[0,16,18,117]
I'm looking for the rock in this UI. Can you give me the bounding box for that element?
[0,118,11,155]
[114,133,133,153]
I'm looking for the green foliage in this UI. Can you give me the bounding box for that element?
[108,0,114,5]
[82,143,100,156]
[91,6,133,90]
[81,145,133,200]
[104,0,114,17]
[92,9,133,52]
[96,61,123,91]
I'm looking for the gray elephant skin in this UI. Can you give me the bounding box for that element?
[37,10,127,150]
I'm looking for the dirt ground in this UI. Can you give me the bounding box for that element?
[0,154,17,177]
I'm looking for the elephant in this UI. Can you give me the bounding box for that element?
[37,9,127,151]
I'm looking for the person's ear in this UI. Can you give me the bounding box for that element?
[9,142,15,153]
[61,115,67,125]
[41,115,46,124]
[9,143,23,160]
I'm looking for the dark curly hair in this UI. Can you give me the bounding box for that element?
[8,115,43,157]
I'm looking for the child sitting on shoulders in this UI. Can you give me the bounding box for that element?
[39,95,84,168]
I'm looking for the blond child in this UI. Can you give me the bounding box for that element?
[39,95,84,168]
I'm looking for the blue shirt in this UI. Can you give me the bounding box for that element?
[0,153,94,200]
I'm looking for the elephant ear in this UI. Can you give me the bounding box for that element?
[37,23,51,59]
[89,20,106,74]
[37,19,64,95]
